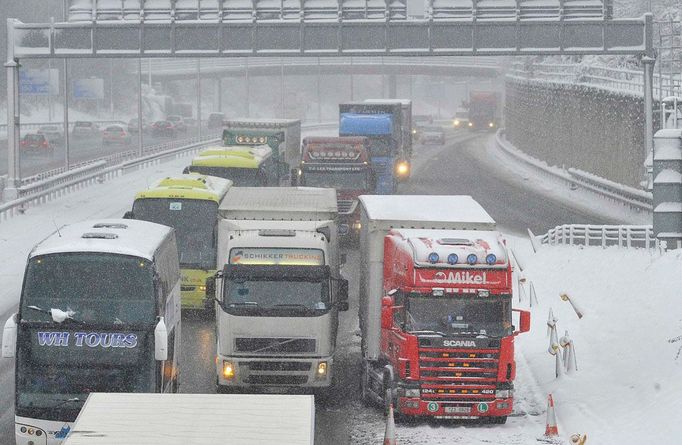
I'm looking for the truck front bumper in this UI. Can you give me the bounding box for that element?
[217,355,334,389]
[397,397,513,419]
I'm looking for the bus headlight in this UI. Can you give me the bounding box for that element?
[316,361,328,378]
[198,285,207,293]
[222,361,235,380]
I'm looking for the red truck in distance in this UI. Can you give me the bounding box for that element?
[297,137,374,241]
[363,225,530,422]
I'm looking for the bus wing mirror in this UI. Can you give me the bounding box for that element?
[122,210,134,219]
[338,301,349,312]
[154,317,168,361]
[2,313,17,358]
[205,276,216,300]
[182,166,190,174]
[512,309,531,335]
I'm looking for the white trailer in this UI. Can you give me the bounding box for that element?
[222,118,302,186]
[62,393,315,445]
[213,187,348,392]
[357,195,497,362]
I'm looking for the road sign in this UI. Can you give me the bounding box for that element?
[19,69,59,96]
[73,78,104,99]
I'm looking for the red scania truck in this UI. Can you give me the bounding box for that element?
[296,137,374,241]
[358,195,530,423]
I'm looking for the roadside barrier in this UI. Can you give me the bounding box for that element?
[570,433,588,444]
[560,293,585,319]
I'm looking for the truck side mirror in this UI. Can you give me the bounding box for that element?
[380,296,394,329]
[340,253,347,265]
[338,301,349,312]
[512,309,531,335]
[182,166,190,174]
[290,168,299,186]
[122,210,134,219]
[338,279,349,301]
[154,317,168,361]
[2,313,17,358]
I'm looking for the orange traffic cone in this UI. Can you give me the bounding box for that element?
[384,403,397,445]
[544,394,559,437]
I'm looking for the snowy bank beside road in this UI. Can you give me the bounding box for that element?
[518,244,682,443]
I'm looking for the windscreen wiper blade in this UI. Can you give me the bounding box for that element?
[408,330,447,337]
[273,304,311,310]
[227,302,259,307]
[26,306,85,325]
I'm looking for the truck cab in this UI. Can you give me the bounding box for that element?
[296,136,374,241]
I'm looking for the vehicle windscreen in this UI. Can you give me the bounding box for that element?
[302,169,369,190]
[405,295,511,338]
[366,137,392,157]
[15,328,153,422]
[222,264,330,316]
[188,166,266,186]
[20,253,155,325]
[132,198,218,270]
[423,127,442,133]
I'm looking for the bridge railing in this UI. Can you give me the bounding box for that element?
[538,224,657,249]
[508,60,674,98]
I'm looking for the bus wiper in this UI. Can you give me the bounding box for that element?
[228,302,259,307]
[27,305,85,325]
[45,397,80,408]
[408,330,447,337]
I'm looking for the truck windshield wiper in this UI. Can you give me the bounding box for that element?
[273,304,311,310]
[227,302,259,307]
[409,330,447,337]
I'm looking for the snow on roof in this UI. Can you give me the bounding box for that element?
[364,99,412,105]
[136,174,232,202]
[226,229,328,251]
[653,144,682,161]
[654,202,682,213]
[30,219,172,261]
[359,195,495,226]
[220,187,338,217]
[654,169,682,184]
[224,118,301,126]
[63,393,314,445]
[391,228,508,268]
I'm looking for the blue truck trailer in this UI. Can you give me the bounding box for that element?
[338,102,409,194]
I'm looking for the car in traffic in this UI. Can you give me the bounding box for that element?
[419,125,446,145]
[452,108,470,128]
[20,133,53,154]
[71,121,100,138]
[207,112,225,129]
[36,125,63,145]
[128,117,149,134]
[151,120,177,137]
[412,114,434,140]
[102,125,132,145]
[166,115,187,132]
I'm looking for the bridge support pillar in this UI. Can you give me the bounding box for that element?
[653,129,682,249]
[216,78,222,112]
[3,57,20,202]
[388,75,397,99]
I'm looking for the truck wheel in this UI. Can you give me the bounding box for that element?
[382,369,396,417]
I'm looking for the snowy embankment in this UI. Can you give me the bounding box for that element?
[515,242,682,443]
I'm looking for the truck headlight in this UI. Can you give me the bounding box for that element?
[454,120,460,126]
[495,389,512,399]
[468,122,473,127]
[395,161,410,177]
[352,221,362,231]
[316,361,328,378]
[489,122,495,128]
[405,388,420,398]
[222,361,235,380]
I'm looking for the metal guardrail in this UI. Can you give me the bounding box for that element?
[538,224,657,249]
[507,61,672,99]
[495,129,653,213]
[0,123,335,222]
[0,120,127,136]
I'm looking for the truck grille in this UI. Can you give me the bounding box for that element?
[418,347,499,401]
[244,361,312,372]
[337,199,356,215]
[246,375,308,386]
[235,337,316,354]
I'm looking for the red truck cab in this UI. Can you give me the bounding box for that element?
[371,228,530,422]
[297,136,374,241]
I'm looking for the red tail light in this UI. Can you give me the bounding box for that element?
[42,141,48,147]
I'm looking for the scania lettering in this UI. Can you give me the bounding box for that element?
[210,187,349,394]
[1,219,181,445]
[357,195,530,422]
[125,174,232,310]
[296,137,374,242]
[222,118,301,186]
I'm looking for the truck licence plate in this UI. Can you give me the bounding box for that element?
[444,406,471,414]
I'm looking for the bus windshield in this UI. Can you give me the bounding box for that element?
[302,169,369,191]
[20,253,155,325]
[404,295,512,338]
[188,166,266,186]
[133,198,217,270]
[15,328,153,422]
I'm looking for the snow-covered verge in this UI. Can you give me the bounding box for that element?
[516,242,682,443]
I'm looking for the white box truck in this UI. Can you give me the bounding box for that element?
[211,187,349,393]
[222,118,302,186]
[357,195,497,364]
[62,393,315,445]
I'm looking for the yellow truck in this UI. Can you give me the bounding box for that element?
[125,174,232,310]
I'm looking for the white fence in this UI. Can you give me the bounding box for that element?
[538,224,657,249]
